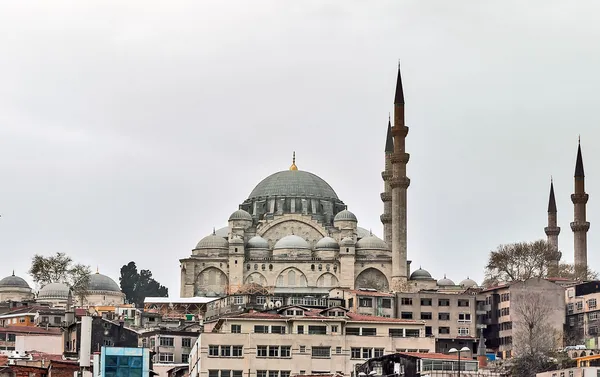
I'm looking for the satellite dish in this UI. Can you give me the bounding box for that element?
[275,301,282,308]
[267,301,274,309]
[263,302,268,309]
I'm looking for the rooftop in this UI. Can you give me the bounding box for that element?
[144,297,217,304]
[0,326,62,335]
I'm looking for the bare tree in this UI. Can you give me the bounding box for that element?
[29,252,91,304]
[558,262,598,281]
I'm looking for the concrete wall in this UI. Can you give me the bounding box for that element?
[15,335,62,354]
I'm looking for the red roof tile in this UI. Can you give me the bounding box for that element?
[399,352,463,360]
[346,312,418,323]
[0,326,62,335]
[345,290,394,297]
[0,355,8,366]
[29,353,66,362]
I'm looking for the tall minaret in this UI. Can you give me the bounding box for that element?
[381,117,394,247]
[571,139,590,278]
[390,63,410,290]
[545,178,561,276]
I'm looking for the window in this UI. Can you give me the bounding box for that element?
[233,296,243,305]
[308,325,327,335]
[438,313,450,321]
[286,310,295,316]
[254,325,269,334]
[401,312,413,320]
[590,299,597,309]
[54,316,62,324]
[458,313,472,322]
[421,312,432,320]
[374,348,384,358]
[257,371,267,377]
[458,327,470,336]
[103,339,114,346]
[577,301,584,310]
[438,299,450,307]
[231,324,241,334]
[458,300,470,307]
[362,348,372,359]
[160,337,174,347]
[331,325,338,333]
[351,348,361,359]
[568,303,574,314]
[222,371,231,377]
[389,329,403,337]
[281,346,291,357]
[400,297,412,305]
[299,346,306,353]
[271,326,286,334]
[335,346,342,354]
[297,325,304,334]
[359,298,373,307]
[346,327,360,335]
[439,327,450,334]
[181,354,189,363]
[312,347,330,358]
[269,372,278,377]
[420,298,432,306]
[405,329,420,337]
[590,326,598,335]
[268,346,279,357]
[280,372,290,377]
[41,316,49,323]
[590,312,599,321]
[158,353,174,363]
[362,328,376,336]
[381,299,392,308]
[182,338,192,348]
[209,371,219,377]
[349,298,354,308]
[232,346,243,357]
[257,346,267,357]
[256,296,266,305]
[221,346,231,357]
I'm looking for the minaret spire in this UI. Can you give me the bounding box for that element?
[381,117,394,246]
[571,138,590,279]
[545,178,561,276]
[394,61,405,105]
[289,151,298,171]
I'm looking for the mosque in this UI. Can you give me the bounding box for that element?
[179,67,477,298]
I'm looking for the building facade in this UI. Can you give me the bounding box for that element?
[138,328,200,364]
[565,281,600,347]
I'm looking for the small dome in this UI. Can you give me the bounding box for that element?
[410,268,433,281]
[460,277,478,288]
[0,273,30,289]
[247,236,269,249]
[38,282,70,299]
[315,237,339,249]
[437,275,455,287]
[334,210,357,222]
[228,209,252,221]
[88,273,121,292]
[195,233,229,249]
[340,237,355,246]
[274,235,309,250]
[355,235,388,250]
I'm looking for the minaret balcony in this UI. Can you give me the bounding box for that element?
[380,214,392,223]
[544,226,561,236]
[570,221,590,232]
[390,177,411,189]
[390,153,410,164]
[381,171,393,180]
[380,192,392,202]
[571,193,589,204]
[391,125,409,137]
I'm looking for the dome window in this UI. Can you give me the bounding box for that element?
[261,264,266,271]
[246,264,250,271]
[254,264,258,270]
[269,264,273,271]
[311,265,315,271]
[318,264,322,271]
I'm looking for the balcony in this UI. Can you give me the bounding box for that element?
[476,324,488,329]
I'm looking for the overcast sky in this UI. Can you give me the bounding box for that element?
[1,1,599,294]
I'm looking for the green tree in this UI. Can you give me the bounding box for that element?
[119,262,168,307]
[29,252,91,303]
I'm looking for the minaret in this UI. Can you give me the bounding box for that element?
[390,63,410,290]
[381,116,394,246]
[544,178,561,276]
[571,139,590,278]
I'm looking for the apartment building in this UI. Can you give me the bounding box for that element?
[395,291,482,353]
[0,326,61,351]
[189,305,434,377]
[481,278,565,359]
[329,289,395,318]
[565,281,600,347]
[138,326,201,364]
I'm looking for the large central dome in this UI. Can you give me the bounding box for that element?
[248,170,339,200]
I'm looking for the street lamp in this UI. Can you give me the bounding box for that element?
[448,347,471,377]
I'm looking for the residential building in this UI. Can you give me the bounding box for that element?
[565,281,600,347]
[329,288,395,318]
[144,297,214,320]
[0,326,62,351]
[481,278,565,359]
[357,352,479,377]
[63,316,138,359]
[138,326,201,364]
[0,307,39,327]
[191,305,434,377]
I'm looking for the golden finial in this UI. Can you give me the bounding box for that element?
[289,151,298,171]
[96,266,99,274]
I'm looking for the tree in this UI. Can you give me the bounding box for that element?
[484,239,597,286]
[29,252,91,303]
[119,262,168,307]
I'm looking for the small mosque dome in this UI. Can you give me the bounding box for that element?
[247,236,269,249]
[88,273,121,292]
[334,210,358,222]
[228,209,252,221]
[196,232,229,249]
[410,268,433,281]
[356,235,388,250]
[274,235,309,250]
[0,273,30,289]
[38,282,70,299]
[460,277,478,288]
[341,237,355,246]
[437,275,455,287]
[315,237,339,249]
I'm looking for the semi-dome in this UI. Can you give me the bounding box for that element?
[460,277,478,288]
[437,275,455,287]
[334,210,357,222]
[247,235,269,249]
[315,236,339,249]
[410,268,434,281]
[88,273,121,292]
[195,233,229,249]
[248,170,339,200]
[355,235,388,250]
[274,235,309,250]
[341,237,355,246]
[38,282,70,299]
[229,209,252,221]
[0,273,30,289]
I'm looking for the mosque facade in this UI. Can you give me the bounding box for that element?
[179,67,478,298]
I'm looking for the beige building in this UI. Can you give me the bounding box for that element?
[329,288,395,318]
[565,281,600,347]
[138,328,200,364]
[190,305,434,377]
[481,278,565,359]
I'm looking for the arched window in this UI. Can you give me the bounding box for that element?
[288,270,296,286]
